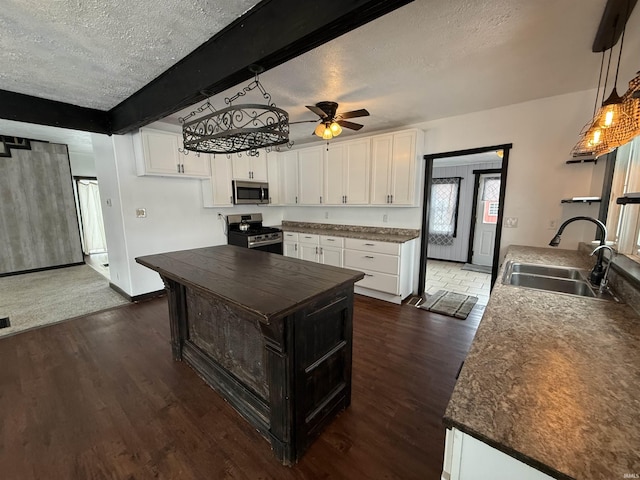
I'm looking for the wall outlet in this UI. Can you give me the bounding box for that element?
[548,219,559,230]
[136,208,147,218]
[383,214,388,223]
[324,211,329,219]
[504,217,518,228]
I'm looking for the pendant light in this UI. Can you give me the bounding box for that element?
[594,22,627,131]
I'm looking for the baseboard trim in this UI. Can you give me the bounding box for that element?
[0,261,85,278]
[109,283,165,303]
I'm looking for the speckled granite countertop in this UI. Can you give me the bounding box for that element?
[444,245,640,480]
[279,221,420,243]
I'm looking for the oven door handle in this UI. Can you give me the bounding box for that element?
[248,238,283,248]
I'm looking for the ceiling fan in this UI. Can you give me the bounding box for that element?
[294,101,370,140]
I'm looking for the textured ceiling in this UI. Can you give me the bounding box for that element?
[1,0,639,151]
[0,0,259,110]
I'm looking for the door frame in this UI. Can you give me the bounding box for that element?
[467,168,502,264]
[418,144,511,293]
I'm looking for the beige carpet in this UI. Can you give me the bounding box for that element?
[0,265,130,338]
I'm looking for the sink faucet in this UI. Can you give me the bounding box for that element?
[590,245,615,294]
[549,216,608,286]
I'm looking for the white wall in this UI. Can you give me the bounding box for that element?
[92,132,284,297]
[416,89,605,257]
[68,151,96,177]
[94,88,609,296]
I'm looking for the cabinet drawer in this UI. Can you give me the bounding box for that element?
[298,233,320,244]
[320,235,344,247]
[283,232,299,241]
[344,249,399,275]
[344,238,400,255]
[356,269,399,294]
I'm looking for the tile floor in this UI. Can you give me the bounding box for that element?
[425,260,491,306]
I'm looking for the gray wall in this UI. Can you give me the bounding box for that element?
[428,160,502,262]
[0,141,83,274]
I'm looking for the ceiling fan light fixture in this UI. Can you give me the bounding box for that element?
[314,123,326,137]
[330,122,342,136]
[322,125,334,140]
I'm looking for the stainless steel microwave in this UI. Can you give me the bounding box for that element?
[233,180,270,205]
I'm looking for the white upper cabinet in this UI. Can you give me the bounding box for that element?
[201,156,234,207]
[266,151,281,205]
[298,146,324,205]
[232,155,268,181]
[135,128,211,178]
[370,129,419,205]
[325,138,370,205]
[279,150,299,205]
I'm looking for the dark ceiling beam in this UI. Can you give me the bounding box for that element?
[592,0,637,52]
[108,0,413,134]
[0,90,110,134]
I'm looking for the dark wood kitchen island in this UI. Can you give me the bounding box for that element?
[136,245,364,464]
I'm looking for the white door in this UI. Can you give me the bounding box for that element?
[299,243,318,262]
[472,174,501,266]
[320,246,343,267]
[283,241,298,258]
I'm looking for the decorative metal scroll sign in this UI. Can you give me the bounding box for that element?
[179,73,290,156]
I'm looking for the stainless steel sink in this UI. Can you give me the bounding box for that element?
[507,272,595,297]
[502,261,619,302]
[509,262,584,280]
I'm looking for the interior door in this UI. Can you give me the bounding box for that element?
[472,174,501,266]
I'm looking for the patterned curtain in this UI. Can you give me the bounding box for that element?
[429,177,461,246]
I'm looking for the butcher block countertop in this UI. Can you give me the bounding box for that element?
[136,245,364,323]
[444,245,640,480]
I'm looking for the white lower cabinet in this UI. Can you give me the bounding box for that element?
[442,428,554,480]
[298,233,320,262]
[283,232,299,258]
[320,235,344,267]
[343,238,415,304]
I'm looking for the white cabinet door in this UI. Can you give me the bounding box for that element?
[250,156,268,181]
[389,130,417,205]
[232,156,252,180]
[231,155,267,181]
[344,138,370,205]
[202,156,233,207]
[324,139,370,205]
[369,130,418,205]
[266,152,281,205]
[298,146,324,205]
[283,241,298,258]
[299,243,319,262]
[182,153,211,177]
[325,144,346,205]
[370,134,394,205]
[320,246,343,267]
[280,150,299,205]
[141,129,182,175]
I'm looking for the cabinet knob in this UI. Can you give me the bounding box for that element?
[364,255,375,259]
[364,243,375,246]
[390,194,393,203]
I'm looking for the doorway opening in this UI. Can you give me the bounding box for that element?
[73,176,110,279]
[418,144,511,306]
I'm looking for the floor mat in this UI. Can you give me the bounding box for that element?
[418,290,478,319]
[461,263,492,274]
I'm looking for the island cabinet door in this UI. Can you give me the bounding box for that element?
[292,286,353,457]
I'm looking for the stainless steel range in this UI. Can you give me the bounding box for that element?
[226,213,283,254]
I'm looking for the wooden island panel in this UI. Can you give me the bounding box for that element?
[136,245,364,464]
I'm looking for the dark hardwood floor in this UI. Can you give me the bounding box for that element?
[0,294,482,480]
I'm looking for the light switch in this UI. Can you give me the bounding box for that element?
[505,217,518,228]
[136,208,147,218]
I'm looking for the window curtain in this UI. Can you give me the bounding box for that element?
[77,180,107,254]
[429,177,461,246]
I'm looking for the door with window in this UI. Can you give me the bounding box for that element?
[472,174,500,266]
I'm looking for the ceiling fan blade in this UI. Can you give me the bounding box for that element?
[306,105,328,118]
[337,120,364,131]
[289,119,319,125]
[338,108,370,119]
